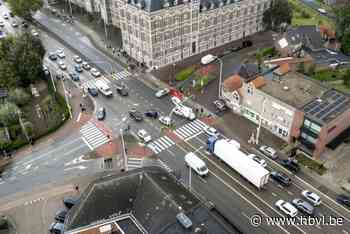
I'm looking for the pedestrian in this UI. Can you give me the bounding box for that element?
[75,185,79,192]
[112,48,116,54]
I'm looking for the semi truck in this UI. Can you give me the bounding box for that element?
[207,137,270,189]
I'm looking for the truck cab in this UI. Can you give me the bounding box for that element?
[185,152,208,176]
[95,79,113,97]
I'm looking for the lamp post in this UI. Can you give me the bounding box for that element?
[255,97,267,145]
[61,77,73,119]
[217,57,223,99]
[49,69,56,93]
[119,116,129,171]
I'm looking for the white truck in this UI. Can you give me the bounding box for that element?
[207,137,270,189]
[95,79,113,97]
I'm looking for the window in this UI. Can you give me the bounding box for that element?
[303,119,321,135]
[247,83,253,95]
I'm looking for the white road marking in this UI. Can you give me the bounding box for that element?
[64,165,87,171]
[287,191,293,196]
[25,164,31,170]
[81,136,93,150]
[76,112,82,122]
[271,192,277,197]
[167,149,175,157]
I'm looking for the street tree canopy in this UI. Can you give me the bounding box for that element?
[0,32,45,88]
[263,0,292,31]
[7,0,43,19]
[341,31,350,55]
[334,5,350,40]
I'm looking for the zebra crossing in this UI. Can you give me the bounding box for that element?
[111,70,131,80]
[174,119,208,140]
[147,135,175,154]
[127,158,143,170]
[81,77,111,90]
[80,122,110,150]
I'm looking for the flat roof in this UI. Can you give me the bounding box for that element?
[302,89,350,125]
[259,72,327,109]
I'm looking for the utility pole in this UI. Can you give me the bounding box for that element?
[120,128,128,171]
[256,98,267,145]
[217,58,223,99]
[49,69,56,93]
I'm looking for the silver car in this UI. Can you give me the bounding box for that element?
[292,198,314,215]
[259,145,278,159]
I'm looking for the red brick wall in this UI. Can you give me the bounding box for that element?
[313,108,350,159]
[290,110,304,142]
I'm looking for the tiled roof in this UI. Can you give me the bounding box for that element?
[273,63,290,76]
[223,75,243,92]
[251,76,266,89]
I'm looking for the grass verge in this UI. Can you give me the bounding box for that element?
[296,153,327,175]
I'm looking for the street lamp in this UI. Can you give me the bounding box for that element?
[61,77,73,119]
[217,57,223,99]
[119,116,129,171]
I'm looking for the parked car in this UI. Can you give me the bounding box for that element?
[82,61,91,70]
[3,13,8,20]
[69,72,79,81]
[116,83,129,96]
[242,40,253,48]
[292,199,314,215]
[155,88,170,98]
[317,8,327,14]
[259,145,278,159]
[96,107,106,120]
[54,209,67,223]
[159,115,172,126]
[275,200,298,217]
[43,65,50,76]
[74,64,83,73]
[90,67,101,77]
[201,54,217,65]
[230,46,242,52]
[63,196,79,209]
[48,52,57,61]
[73,55,82,63]
[270,171,291,186]
[0,21,4,27]
[301,190,321,206]
[281,159,300,173]
[11,20,18,27]
[129,108,143,121]
[49,222,64,234]
[31,29,39,36]
[145,110,159,118]
[213,99,227,112]
[9,12,14,17]
[55,74,65,80]
[58,61,67,70]
[336,194,350,207]
[87,87,98,97]
[137,129,152,143]
[56,48,65,59]
[248,154,267,168]
[204,126,219,137]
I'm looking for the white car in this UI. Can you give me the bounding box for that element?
[58,61,67,70]
[159,116,172,126]
[204,126,219,137]
[318,8,326,14]
[259,145,278,159]
[155,88,170,98]
[57,49,65,59]
[326,49,337,55]
[137,129,152,143]
[3,13,8,20]
[173,106,184,116]
[275,200,298,217]
[90,68,101,77]
[31,29,39,36]
[201,54,217,65]
[302,190,321,206]
[0,21,4,27]
[171,96,182,106]
[248,154,267,168]
[82,61,91,70]
[11,21,18,28]
[73,55,82,63]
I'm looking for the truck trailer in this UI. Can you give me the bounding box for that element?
[207,137,270,189]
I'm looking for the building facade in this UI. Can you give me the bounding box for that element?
[68,0,270,67]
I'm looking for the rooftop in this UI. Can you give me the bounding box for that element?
[259,72,327,109]
[65,167,235,234]
[302,89,350,125]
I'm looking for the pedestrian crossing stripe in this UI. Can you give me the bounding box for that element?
[111,70,131,80]
[82,77,111,90]
[174,119,208,140]
[147,135,175,154]
[80,122,110,150]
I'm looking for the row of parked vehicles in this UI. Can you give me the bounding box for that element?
[49,196,78,234]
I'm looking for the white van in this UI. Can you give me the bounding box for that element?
[201,54,217,65]
[185,152,208,176]
[95,79,113,97]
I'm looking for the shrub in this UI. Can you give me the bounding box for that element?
[301,11,311,19]
[175,66,195,81]
[0,102,20,126]
[8,88,30,106]
[261,47,276,57]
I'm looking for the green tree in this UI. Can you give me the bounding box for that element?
[0,103,20,126]
[7,0,43,19]
[8,88,30,106]
[263,0,293,31]
[334,5,350,40]
[0,32,45,88]
[341,31,350,55]
[256,49,263,72]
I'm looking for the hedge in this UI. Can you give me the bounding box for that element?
[175,66,196,81]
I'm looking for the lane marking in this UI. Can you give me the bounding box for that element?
[81,136,93,150]
[76,112,82,122]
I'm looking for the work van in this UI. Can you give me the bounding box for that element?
[95,79,113,97]
[185,152,208,176]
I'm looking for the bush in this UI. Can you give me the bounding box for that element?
[296,154,327,175]
[301,11,311,19]
[8,88,30,106]
[261,47,276,57]
[312,69,343,81]
[175,66,195,81]
[0,102,20,126]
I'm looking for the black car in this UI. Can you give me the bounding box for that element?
[63,196,79,209]
[9,12,14,17]
[230,46,242,52]
[74,64,83,73]
[54,209,67,223]
[69,72,79,81]
[281,159,300,173]
[270,171,291,186]
[242,40,253,48]
[96,107,106,120]
[145,110,159,118]
[336,194,350,207]
[48,52,57,61]
[87,87,98,97]
[116,83,129,96]
[129,108,143,121]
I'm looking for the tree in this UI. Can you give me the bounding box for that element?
[8,88,30,106]
[343,69,350,88]
[7,0,43,19]
[333,5,350,40]
[341,31,350,55]
[0,103,20,126]
[0,32,45,88]
[263,0,293,31]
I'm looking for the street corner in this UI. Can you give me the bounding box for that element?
[163,128,183,144]
[200,116,217,126]
[127,145,154,158]
[94,140,120,158]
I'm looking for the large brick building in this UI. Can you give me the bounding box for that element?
[67,0,270,67]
